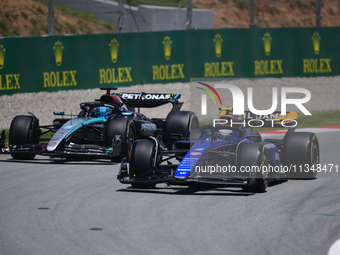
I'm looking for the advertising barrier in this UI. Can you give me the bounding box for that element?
[0,27,339,95]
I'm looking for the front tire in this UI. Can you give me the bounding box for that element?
[9,115,37,160]
[239,143,269,193]
[282,132,319,179]
[129,139,156,189]
[163,111,199,150]
[105,118,135,162]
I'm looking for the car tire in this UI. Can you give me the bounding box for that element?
[105,117,135,162]
[9,115,37,160]
[129,139,156,189]
[78,109,87,117]
[282,132,319,179]
[239,143,269,193]
[163,111,199,150]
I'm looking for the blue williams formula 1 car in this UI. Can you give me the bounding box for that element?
[0,87,199,162]
[118,109,320,192]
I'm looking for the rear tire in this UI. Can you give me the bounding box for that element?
[163,111,199,150]
[282,132,319,179]
[105,118,135,162]
[9,115,36,160]
[129,139,156,189]
[239,143,269,193]
[78,109,87,117]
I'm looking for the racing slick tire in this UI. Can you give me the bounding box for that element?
[129,139,157,189]
[239,143,269,193]
[52,118,69,129]
[105,117,135,162]
[78,109,87,117]
[282,132,319,179]
[9,115,37,160]
[163,111,199,150]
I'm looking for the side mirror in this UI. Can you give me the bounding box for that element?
[53,111,65,116]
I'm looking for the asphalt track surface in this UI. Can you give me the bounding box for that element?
[1,130,340,255]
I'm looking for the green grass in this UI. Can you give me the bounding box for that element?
[1,129,54,148]
[79,11,96,22]
[55,4,77,16]
[4,11,14,20]
[30,25,41,36]
[97,20,115,30]
[117,0,187,7]
[21,12,28,20]
[297,110,340,128]
[2,130,9,147]
[0,19,21,36]
[236,0,249,9]
[0,19,11,35]
[37,1,116,33]
[269,5,280,15]
[65,22,78,33]
[37,5,45,14]
[12,27,21,36]
[40,1,77,16]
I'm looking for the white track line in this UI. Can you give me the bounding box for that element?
[328,239,340,255]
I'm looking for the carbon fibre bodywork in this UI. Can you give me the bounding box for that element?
[1,88,184,160]
[118,125,289,190]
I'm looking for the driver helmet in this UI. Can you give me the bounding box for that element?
[112,94,123,106]
[216,129,233,140]
[96,106,112,118]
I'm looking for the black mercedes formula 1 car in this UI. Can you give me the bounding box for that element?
[118,109,320,192]
[0,87,199,162]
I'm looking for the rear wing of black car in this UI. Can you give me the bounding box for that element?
[115,92,183,112]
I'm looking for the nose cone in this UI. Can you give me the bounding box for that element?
[47,141,58,152]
